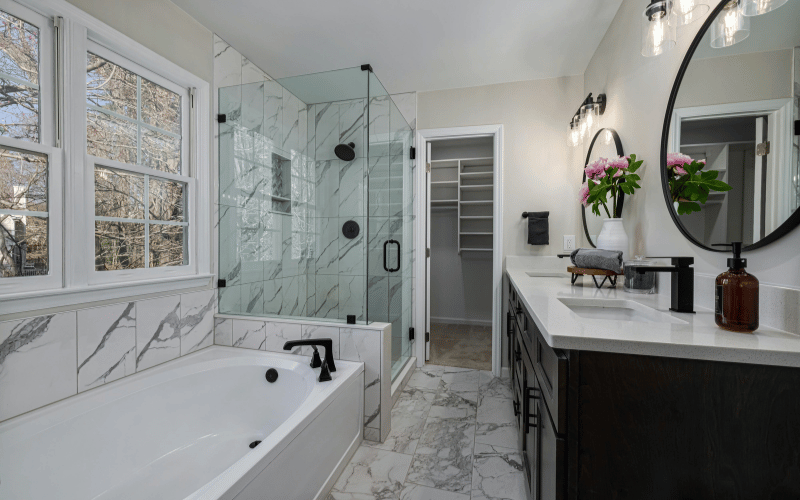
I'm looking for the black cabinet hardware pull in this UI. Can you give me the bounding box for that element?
[513,400,520,416]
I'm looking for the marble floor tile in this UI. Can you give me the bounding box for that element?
[399,484,470,500]
[478,371,513,402]
[406,417,476,494]
[406,369,443,391]
[330,447,411,500]
[441,368,480,394]
[419,364,446,377]
[430,390,478,419]
[470,443,527,500]
[477,396,515,426]
[365,393,433,455]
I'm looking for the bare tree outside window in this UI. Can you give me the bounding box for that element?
[87,53,187,271]
[0,10,39,143]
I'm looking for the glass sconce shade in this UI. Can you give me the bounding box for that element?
[741,0,788,16]
[642,1,677,57]
[670,0,710,26]
[710,1,750,48]
[580,104,600,138]
[569,118,581,147]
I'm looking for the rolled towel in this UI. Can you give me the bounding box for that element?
[570,248,623,273]
[527,211,549,245]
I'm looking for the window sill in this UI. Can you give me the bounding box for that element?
[0,274,214,318]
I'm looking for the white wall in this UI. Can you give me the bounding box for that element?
[417,76,587,264]
[583,0,800,288]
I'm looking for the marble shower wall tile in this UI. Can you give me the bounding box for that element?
[232,319,267,350]
[340,328,382,429]
[213,35,241,90]
[77,303,136,392]
[315,160,340,218]
[136,295,182,372]
[339,98,366,157]
[263,79,283,147]
[214,318,233,346]
[180,290,216,355]
[339,157,364,218]
[263,321,301,352]
[282,89,300,153]
[300,324,340,358]
[339,216,365,277]
[314,275,339,319]
[315,217,339,275]
[338,275,365,322]
[315,102,339,161]
[0,312,77,422]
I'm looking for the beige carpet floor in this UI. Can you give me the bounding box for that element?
[428,322,492,370]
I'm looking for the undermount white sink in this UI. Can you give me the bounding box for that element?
[558,298,687,325]
[526,271,570,278]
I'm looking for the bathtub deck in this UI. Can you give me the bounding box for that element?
[327,366,524,500]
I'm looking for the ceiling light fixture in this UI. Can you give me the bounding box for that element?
[642,0,677,57]
[710,0,750,48]
[670,0,710,26]
[741,0,788,16]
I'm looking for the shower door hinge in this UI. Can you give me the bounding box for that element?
[361,64,373,72]
[217,114,227,123]
[217,279,227,288]
[426,248,430,258]
[795,120,799,136]
[756,141,770,156]
[425,332,430,342]
[409,328,415,341]
[410,147,416,160]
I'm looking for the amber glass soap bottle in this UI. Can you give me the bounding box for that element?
[713,242,758,333]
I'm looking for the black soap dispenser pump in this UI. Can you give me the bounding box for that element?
[712,242,759,333]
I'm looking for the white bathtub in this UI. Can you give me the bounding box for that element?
[0,346,364,500]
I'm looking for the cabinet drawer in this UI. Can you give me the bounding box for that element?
[533,327,568,434]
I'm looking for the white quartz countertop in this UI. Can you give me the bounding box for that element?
[507,264,800,368]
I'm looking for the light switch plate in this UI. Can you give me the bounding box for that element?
[563,235,575,252]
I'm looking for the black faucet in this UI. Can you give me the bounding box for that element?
[283,338,336,382]
[635,257,695,314]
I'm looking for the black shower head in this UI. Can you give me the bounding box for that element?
[334,142,356,161]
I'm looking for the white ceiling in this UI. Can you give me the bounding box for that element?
[172,0,624,94]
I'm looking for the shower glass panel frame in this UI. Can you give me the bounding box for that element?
[217,66,414,375]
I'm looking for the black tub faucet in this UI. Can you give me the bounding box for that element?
[635,257,695,314]
[283,338,336,382]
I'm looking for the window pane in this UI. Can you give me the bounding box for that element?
[0,10,40,142]
[86,53,136,120]
[95,220,144,271]
[0,214,47,277]
[141,127,180,174]
[87,108,137,164]
[149,177,184,222]
[95,166,144,219]
[0,147,47,212]
[141,78,180,135]
[149,223,186,267]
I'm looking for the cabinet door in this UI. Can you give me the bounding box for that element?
[538,399,567,500]
[507,310,516,386]
[524,365,540,500]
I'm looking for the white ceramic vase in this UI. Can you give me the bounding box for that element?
[596,218,629,261]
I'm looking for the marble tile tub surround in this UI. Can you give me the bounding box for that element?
[327,366,526,500]
[215,314,392,441]
[0,290,216,423]
[506,257,800,368]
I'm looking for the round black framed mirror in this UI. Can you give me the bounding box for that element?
[582,128,625,247]
[661,0,800,252]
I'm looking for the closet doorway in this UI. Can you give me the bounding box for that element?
[414,126,503,376]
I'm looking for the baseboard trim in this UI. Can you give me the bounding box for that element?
[430,316,492,327]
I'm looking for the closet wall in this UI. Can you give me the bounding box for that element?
[430,138,493,326]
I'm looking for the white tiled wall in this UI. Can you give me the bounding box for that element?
[0,290,216,423]
[214,314,392,441]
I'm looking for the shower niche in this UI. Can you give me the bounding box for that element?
[270,153,291,215]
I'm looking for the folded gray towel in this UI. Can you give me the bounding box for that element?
[570,248,623,273]
[527,212,549,245]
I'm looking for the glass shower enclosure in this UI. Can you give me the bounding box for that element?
[218,66,414,378]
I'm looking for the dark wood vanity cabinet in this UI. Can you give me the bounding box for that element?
[504,277,800,500]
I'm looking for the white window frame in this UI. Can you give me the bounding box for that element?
[85,40,194,285]
[0,0,211,315]
[0,0,63,296]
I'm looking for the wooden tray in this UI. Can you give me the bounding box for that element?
[567,266,621,288]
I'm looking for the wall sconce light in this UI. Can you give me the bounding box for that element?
[710,0,749,48]
[670,0,710,26]
[568,93,606,147]
[741,0,788,15]
[642,0,677,57]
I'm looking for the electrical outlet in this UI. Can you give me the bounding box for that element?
[563,235,576,252]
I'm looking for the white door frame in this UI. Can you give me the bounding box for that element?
[414,125,504,377]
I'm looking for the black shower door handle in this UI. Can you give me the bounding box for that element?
[383,239,400,272]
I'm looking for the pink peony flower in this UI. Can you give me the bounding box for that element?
[584,158,608,180]
[579,182,590,206]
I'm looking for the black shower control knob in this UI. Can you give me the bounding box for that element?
[342,220,360,239]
